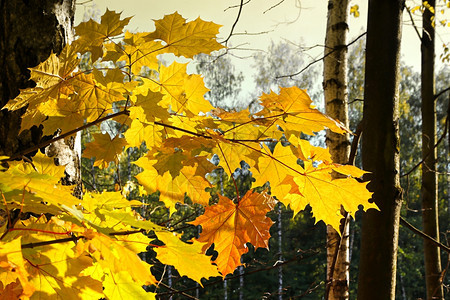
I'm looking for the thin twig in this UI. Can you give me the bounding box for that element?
[224,0,251,12]
[434,86,450,100]
[276,32,366,79]
[5,109,129,162]
[21,235,83,249]
[157,248,323,297]
[401,111,449,177]
[222,0,244,46]
[158,282,199,300]
[348,121,363,165]
[405,6,422,41]
[348,98,364,105]
[263,0,285,14]
[400,217,450,253]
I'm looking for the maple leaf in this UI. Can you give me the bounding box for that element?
[0,159,80,216]
[191,191,276,276]
[124,119,163,149]
[280,162,376,231]
[146,62,213,116]
[134,155,211,212]
[72,71,125,122]
[210,134,255,176]
[75,9,132,61]
[39,98,84,135]
[2,44,78,112]
[154,231,220,285]
[102,270,156,300]
[0,238,34,299]
[256,86,350,138]
[105,31,164,74]
[82,191,143,212]
[83,232,156,285]
[83,133,127,169]
[128,91,168,122]
[251,142,301,200]
[146,12,224,58]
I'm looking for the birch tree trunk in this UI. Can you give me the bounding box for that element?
[323,1,350,299]
[420,1,444,298]
[0,0,81,194]
[357,0,403,299]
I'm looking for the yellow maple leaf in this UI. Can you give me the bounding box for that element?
[256,87,350,138]
[210,134,255,176]
[82,191,143,212]
[73,72,125,122]
[3,44,78,112]
[85,232,156,285]
[106,31,164,74]
[288,161,376,231]
[146,12,224,58]
[124,119,162,148]
[128,91,168,123]
[191,191,276,276]
[0,238,34,299]
[38,98,84,135]
[252,143,301,200]
[154,231,220,285]
[157,165,212,211]
[182,74,214,115]
[102,270,156,300]
[134,154,212,212]
[75,9,132,61]
[0,161,80,215]
[83,133,127,169]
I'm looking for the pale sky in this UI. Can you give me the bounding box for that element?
[74,0,449,100]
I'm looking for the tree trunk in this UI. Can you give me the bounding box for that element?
[420,1,444,298]
[323,1,350,299]
[0,0,80,193]
[357,1,403,299]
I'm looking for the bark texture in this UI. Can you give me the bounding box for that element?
[420,1,444,298]
[322,1,350,299]
[357,0,404,299]
[0,0,80,191]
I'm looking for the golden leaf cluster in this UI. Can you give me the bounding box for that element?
[0,9,376,298]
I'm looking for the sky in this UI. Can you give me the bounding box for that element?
[74,0,449,100]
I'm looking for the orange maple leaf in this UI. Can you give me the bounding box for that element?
[191,190,276,276]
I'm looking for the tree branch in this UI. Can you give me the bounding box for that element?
[276,32,366,79]
[20,228,156,249]
[263,0,285,14]
[5,109,129,161]
[21,235,83,249]
[434,86,450,100]
[157,247,323,298]
[405,6,422,41]
[222,0,244,46]
[401,109,449,177]
[158,282,199,300]
[400,217,450,253]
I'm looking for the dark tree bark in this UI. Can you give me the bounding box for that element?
[420,1,444,298]
[322,1,350,299]
[0,0,80,192]
[357,1,404,299]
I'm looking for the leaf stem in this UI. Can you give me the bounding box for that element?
[5,109,129,161]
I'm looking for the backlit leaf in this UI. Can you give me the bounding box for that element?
[146,12,224,58]
[154,231,220,285]
[191,191,276,276]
